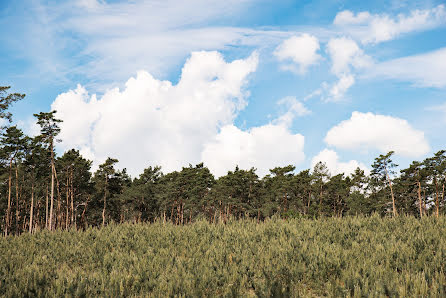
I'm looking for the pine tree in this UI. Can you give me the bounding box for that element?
[34,111,62,230]
[371,151,398,216]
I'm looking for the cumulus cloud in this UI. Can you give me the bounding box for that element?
[364,47,446,88]
[334,4,446,44]
[326,37,372,75]
[52,51,258,175]
[324,37,371,101]
[274,34,322,74]
[325,111,430,157]
[202,124,305,177]
[201,95,308,177]
[51,51,307,178]
[311,149,369,176]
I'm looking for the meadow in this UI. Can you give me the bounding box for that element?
[1,215,445,297]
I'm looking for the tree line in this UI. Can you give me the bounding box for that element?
[1,86,445,235]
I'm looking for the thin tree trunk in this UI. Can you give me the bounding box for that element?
[102,176,107,227]
[15,164,19,235]
[307,191,311,214]
[435,179,439,218]
[49,138,55,230]
[418,181,422,218]
[66,168,69,229]
[5,157,13,236]
[386,168,397,216]
[53,163,61,229]
[29,179,34,233]
[45,184,49,229]
[442,183,445,215]
[81,195,90,229]
[70,168,74,228]
[318,185,323,216]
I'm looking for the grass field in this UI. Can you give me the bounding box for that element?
[1,215,445,297]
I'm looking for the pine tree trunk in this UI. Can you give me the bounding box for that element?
[5,157,13,236]
[29,179,34,233]
[102,176,107,227]
[318,185,323,216]
[45,184,49,229]
[66,170,69,229]
[442,183,445,215]
[386,168,397,216]
[53,163,61,229]
[15,164,19,235]
[49,138,55,230]
[70,169,74,228]
[307,191,311,214]
[435,179,439,218]
[418,181,422,218]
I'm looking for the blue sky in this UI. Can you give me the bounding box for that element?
[1,0,445,177]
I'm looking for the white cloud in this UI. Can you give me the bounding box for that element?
[364,47,446,88]
[325,111,430,157]
[11,0,290,89]
[328,74,355,101]
[51,51,258,176]
[274,34,322,74]
[334,4,446,44]
[334,11,372,25]
[202,124,305,177]
[326,37,372,75]
[324,37,371,101]
[311,149,369,176]
[199,95,308,177]
[273,96,310,126]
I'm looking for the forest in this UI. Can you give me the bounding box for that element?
[1,86,446,236]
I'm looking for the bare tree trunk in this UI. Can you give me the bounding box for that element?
[386,168,397,216]
[102,176,107,227]
[81,196,90,229]
[418,181,422,218]
[15,164,19,235]
[70,169,74,228]
[29,179,34,233]
[36,199,41,232]
[5,157,13,236]
[442,183,445,215]
[45,185,49,229]
[53,163,61,229]
[318,185,323,216]
[66,169,69,229]
[435,179,439,218]
[307,191,311,214]
[49,138,55,230]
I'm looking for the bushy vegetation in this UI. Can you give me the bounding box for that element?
[1,215,445,297]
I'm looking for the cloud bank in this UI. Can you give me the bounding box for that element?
[325,111,429,157]
[51,51,306,177]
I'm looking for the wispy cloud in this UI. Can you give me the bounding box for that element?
[334,4,446,44]
[364,47,446,88]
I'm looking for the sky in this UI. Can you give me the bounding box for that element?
[1,0,445,178]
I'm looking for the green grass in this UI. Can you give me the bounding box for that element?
[1,215,445,297]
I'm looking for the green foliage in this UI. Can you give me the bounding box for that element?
[0,86,25,123]
[1,216,445,297]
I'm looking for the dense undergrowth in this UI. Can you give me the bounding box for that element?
[1,215,445,297]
